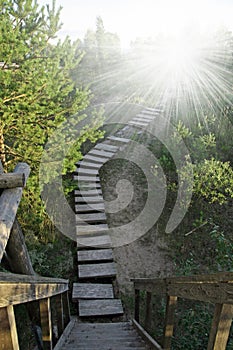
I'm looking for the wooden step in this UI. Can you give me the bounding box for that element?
[89,149,115,158]
[79,299,123,317]
[54,321,149,350]
[107,135,130,143]
[73,175,100,182]
[95,143,119,152]
[75,203,105,213]
[76,161,101,169]
[133,117,154,123]
[76,212,107,223]
[84,154,109,164]
[74,189,102,196]
[136,113,155,120]
[77,235,112,249]
[72,283,114,301]
[78,183,102,190]
[75,196,104,203]
[76,224,108,235]
[78,249,113,263]
[128,120,148,127]
[78,262,116,279]
[75,167,99,176]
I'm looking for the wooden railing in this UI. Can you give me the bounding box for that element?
[0,162,71,349]
[132,272,233,350]
[0,272,70,350]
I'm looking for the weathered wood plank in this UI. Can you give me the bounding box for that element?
[75,167,99,176]
[75,189,102,196]
[40,298,53,350]
[0,305,19,350]
[0,163,30,261]
[163,296,177,350]
[207,304,233,350]
[75,203,105,213]
[79,299,123,317]
[78,249,113,262]
[73,175,100,182]
[128,121,148,127]
[76,212,107,223]
[132,319,163,350]
[0,273,68,307]
[136,113,155,120]
[76,224,108,235]
[133,117,154,123]
[77,235,112,249]
[167,282,233,304]
[89,149,115,158]
[72,283,114,300]
[95,143,119,152]
[107,136,131,143]
[84,154,108,163]
[0,173,25,188]
[75,196,104,203]
[54,294,64,337]
[78,262,116,279]
[76,161,102,169]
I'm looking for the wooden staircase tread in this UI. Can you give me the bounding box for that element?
[53,321,148,350]
[95,143,119,152]
[76,224,109,235]
[84,154,109,164]
[128,121,148,127]
[72,283,114,300]
[79,299,123,317]
[78,183,102,189]
[74,189,102,196]
[73,175,100,182]
[75,203,105,213]
[89,149,115,158]
[78,249,113,262]
[136,113,155,120]
[107,135,131,143]
[75,168,99,176]
[78,262,116,279]
[76,212,107,223]
[133,117,155,123]
[77,235,112,249]
[76,161,101,169]
[75,196,104,203]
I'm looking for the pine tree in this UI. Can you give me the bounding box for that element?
[0,0,103,238]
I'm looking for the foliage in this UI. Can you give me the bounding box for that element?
[0,0,103,238]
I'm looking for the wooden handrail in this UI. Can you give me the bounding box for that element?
[0,272,68,307]
[0,272,70,350]
[131,272,233,350]
[0,162,30,261]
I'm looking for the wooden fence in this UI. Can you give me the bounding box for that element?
[0,161,70,349]
[132,272,233,350]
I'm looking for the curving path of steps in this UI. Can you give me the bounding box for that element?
[72,107,163,318]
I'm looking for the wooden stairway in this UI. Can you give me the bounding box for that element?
[72,107,162,318]
[69,108,162,346]
[54,319,150,349]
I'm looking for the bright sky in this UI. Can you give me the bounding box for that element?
[38,0,233,47]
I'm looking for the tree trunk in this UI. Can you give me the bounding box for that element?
[6,218,35,275]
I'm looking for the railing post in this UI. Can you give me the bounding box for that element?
[62,291,70,328]
[163,295,177,350]
[40,297,53,350]
[144,291,152,330]
[55,294,64,337]
[135,289,140,322]
[207,303,233,350]
[0,306,19,350]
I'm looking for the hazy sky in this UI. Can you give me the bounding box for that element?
[38,0,233,47]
